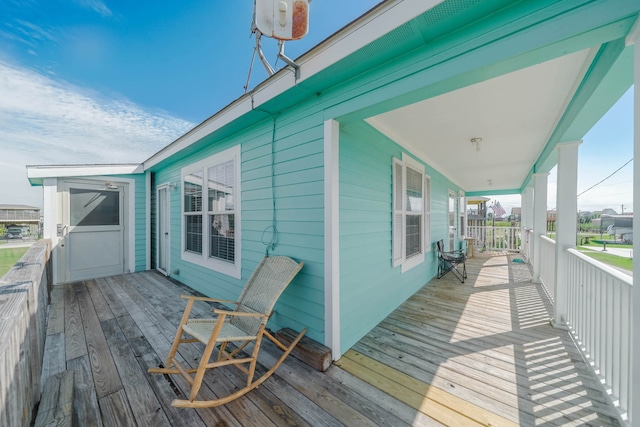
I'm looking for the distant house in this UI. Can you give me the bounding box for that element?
[0,204,41,235]
[466,196,489,227]
[602,208,618,215]
[601,214,633,241]
[510,207,521,222]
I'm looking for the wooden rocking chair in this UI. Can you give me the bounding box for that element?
[149,256,305,408]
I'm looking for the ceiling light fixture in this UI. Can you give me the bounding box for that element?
[470,137,483,152]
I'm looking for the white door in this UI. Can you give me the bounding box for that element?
[157,186,170,275]
[448,190,456,251]
[61,181,125,282]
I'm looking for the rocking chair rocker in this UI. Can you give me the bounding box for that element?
[436,239,467,283]
[149,256,305,408]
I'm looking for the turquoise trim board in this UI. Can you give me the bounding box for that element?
[520,39,634,190]
[338,121,462,352]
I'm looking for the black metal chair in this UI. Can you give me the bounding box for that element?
[436,239,467,283]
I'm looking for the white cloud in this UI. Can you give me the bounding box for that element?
[0,60,194,207]
[76,0,112,17]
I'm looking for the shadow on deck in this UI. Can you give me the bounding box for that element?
[41,253,619,426]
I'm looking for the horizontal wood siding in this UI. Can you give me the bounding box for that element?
[339,122,461,352]
[151,105,326,343]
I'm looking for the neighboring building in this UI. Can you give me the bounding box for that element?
[25,0,640,360]
[600,214,633,241]
[510,207,521,222]
[466,196,489,227]
[602,208,618,215]
[0,204,41,236]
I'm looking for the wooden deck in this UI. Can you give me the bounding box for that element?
[41,253,620,426]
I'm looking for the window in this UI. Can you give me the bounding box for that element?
[393,154,430,272]
[70,188,120,226]
[458,191,466,239]
[181,146,241,278]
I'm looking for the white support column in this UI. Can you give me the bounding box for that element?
[324,119,340,360]
[532,173,548,282]
[42,178,60,284]
[521,186,533,261]
[630,27,640,426]
[552,140,581,329]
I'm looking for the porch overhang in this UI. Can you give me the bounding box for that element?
[26,164,144,186]
[361,28,636,196]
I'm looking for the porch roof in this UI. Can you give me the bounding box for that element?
[140,0,639,199]
[41,253,619,425]
[26,164,143,186]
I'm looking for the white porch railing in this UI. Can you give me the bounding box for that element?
[521,228,533,262]
[565,249,632,423]
[538,236,556,302]
[466,226,521,252]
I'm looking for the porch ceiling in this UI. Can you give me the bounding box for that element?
[366,48,594,194]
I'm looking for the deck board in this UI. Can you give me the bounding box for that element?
[39,253,620,426]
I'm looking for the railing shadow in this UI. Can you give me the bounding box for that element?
[349,252,620,425]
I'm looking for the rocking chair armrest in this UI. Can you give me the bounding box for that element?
[180,294,239,305]
[212,308,269,318]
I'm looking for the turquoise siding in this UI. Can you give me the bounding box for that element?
[105,173,147,272]
[151,107,326,343]
[142,0,640,353]
[339,122,461,352]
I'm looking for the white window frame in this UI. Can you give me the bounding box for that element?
[458,190,466,239]
[392,153,430,272]
[424,174,431,253]
[181,145,242,279]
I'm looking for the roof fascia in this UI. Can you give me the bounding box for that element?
[26,164,143,186]
[334,1,639,123]
[520,37,632,191]
[143,0,444,170]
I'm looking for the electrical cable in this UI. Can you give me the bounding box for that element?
[577,158,633,197]
[261,116,280,256]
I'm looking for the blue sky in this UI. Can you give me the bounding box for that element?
[0,0,380,207]
[0,0,634,214]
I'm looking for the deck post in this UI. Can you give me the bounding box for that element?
[531,173,548,283]
[552,140,581,329]
[630,24,640,426]
[521,186,533,262]
[324,119,341,360]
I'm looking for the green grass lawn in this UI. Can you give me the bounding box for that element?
[0,247,29,277]
[580,241,632,249]
[578,249,633,272]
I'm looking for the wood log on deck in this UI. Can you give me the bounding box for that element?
[275,328,332,372]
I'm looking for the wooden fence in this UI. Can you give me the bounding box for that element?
[0,241,52,427]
